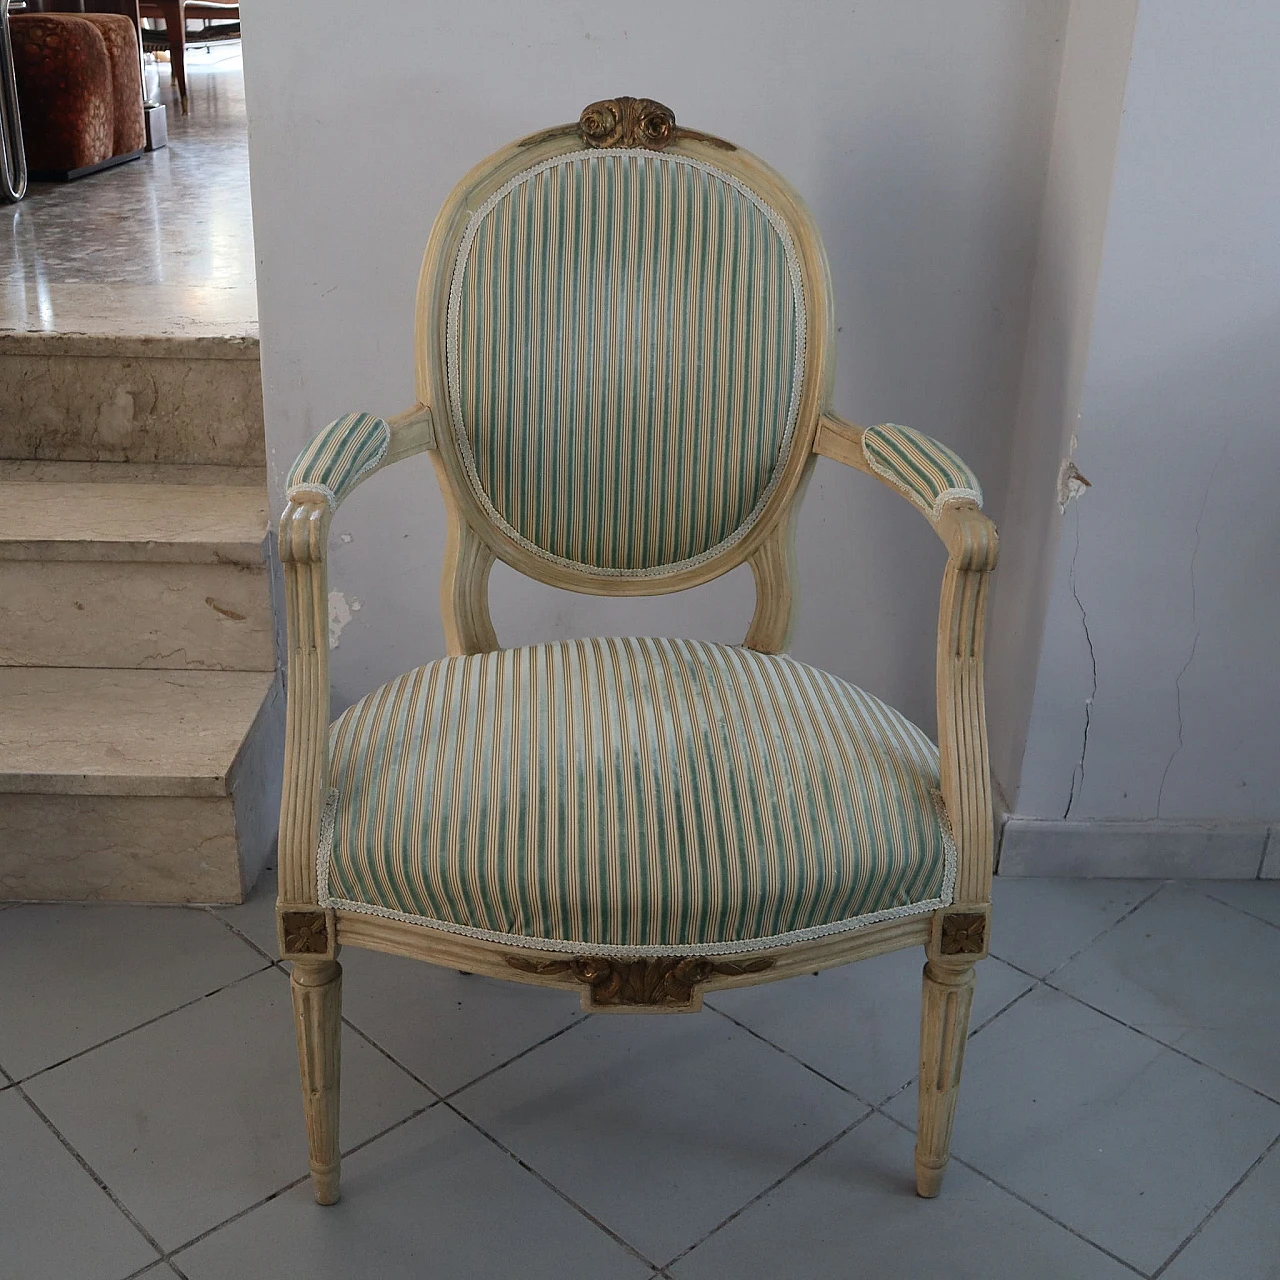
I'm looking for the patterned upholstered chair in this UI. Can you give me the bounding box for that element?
[278,97,998,1207]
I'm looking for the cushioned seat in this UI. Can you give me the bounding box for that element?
[320,636,955,955]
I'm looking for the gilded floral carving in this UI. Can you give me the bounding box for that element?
[939,912,986,956]
[506,952,774,1007]
[281,910,329,956]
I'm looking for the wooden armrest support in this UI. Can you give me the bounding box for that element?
[275,403,434,909]
[814,411,998,902]
[276,501,330,907]
[816,413,997,565]
[384,402,436,465]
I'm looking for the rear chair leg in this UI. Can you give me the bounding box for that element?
[915,957,976,1197]
[291,958,343,1204]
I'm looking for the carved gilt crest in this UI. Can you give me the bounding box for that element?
[579,97,676,150]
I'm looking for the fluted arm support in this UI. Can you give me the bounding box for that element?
[277,499,332,906]
[814,412,999,902]
[276,404,435,906]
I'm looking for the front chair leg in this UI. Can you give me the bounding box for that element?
[290,958,343,1204]
[915,957,976,1197]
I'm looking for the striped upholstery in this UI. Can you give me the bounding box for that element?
[862,423,982,518]
[319,637,954,956]
[286,412,391,509]
[446,151,806,575]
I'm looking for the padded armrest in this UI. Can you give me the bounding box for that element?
[286,412,391,510]
[860,423,983,520]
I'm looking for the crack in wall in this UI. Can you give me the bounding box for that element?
[1156,443,1225,817]
[1063,505,1097,820]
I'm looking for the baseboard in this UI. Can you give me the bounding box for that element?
[998,818,1275,879]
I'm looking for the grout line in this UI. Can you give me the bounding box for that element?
[661,1111,876,1271]
[337,1003,590,1104]
[338,1104,435,1160]
[873,1106,1149,1278]
[337,1017,445,1100]
[1150,1127,1280,1279]
[14,962,277,1088]
[17,1085,167,1266]
[203,902,279,963]
[164,1171,313,1259]
[440,1098,664,1272]
[700,1002,869,1101]
[1038,880,1168,982]
[441,1015,591,1101]
[1041,977,1280,1108]
[1195,886,1280,935]
[159,1097,439,1264]
[122,1263,166,1280]
[708,966,1042,1115]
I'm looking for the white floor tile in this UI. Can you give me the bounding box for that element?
[23,968,432,1250]
[0,904,266,1079]
[0,1089,158,1280]
[708,948,1034,1102]
[989,877,1155,976]
[452,1011,867,1266]
[886,984,1280,1273]
[1160,1138,1280,1280]
[341,947,583,1095]
[670,1113,1136,1280]
[1053,885,1280,1098]
[173,1105,655,1279]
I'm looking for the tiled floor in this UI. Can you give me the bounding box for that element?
[1,46,255,338]
[1,877,1278,1278]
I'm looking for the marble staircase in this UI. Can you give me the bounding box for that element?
[0,332,282,903]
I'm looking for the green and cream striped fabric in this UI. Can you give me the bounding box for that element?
[286,412,391,509]
[446,151,806,575]
[861,423,982,519]
[319,637,954,956]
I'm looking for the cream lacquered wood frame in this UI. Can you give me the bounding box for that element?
[276,98,998,1208]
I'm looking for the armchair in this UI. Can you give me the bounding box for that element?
[276,97,999,1207]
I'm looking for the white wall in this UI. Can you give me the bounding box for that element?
[1005,0,1280,866]
[985,0,1138,810]
[241,0,1069,725]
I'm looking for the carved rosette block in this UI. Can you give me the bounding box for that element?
[580,97,676,150]
[278,908,337,961]
[506,952,773,1010]
[938,911,987,957]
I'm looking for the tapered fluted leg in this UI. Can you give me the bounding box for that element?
[915,957,976,1197]
[291,958,342,1205]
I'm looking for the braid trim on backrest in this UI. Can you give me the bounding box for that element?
[444,148,808,578]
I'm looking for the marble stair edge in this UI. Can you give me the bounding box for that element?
[0,332,283,904]
[0,332,265,465]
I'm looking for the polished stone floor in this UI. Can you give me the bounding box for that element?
[1,45,255,338]
[1,874,1278,1279]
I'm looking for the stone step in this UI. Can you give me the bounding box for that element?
[0,476,275,669]
[0,460,265,485]
[0,332,265,465]
[0,668,282,903]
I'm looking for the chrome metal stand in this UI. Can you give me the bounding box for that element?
[1,0,28,202]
